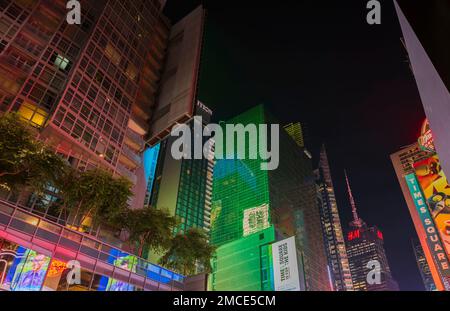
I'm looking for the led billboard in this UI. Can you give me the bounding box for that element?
[243,204,270,237]
[414,155,450,258]
[405,173,450,279]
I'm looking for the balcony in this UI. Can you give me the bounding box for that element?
[116,163,138,184]
[124,128,145,152]
[119,145,141,168]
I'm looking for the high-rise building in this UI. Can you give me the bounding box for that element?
[390,122,450,291]
[147,101,213,237]
[0,0,204,291]
[283,122,304,148]
[315,145,353,291]
[394,0,450,177]
[344,172,399,291]
[208,105,330,291]
[412,238,437,291]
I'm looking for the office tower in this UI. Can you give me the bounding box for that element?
[147,101,213,236]
[315,145,353,291]
[391,123,450,291]
[394,0,450,177]
[208,105,330,291]
[283,122,304,148]
[0,0,204,291]
[412,239,437,291]
[344,172,399,291]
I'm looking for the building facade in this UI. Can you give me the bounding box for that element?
[147,101,213,236]
[344,173,399,291]
[208,105,330,291]
[412,238,437,291]
[315,145,353,291]
[0,0,205,291]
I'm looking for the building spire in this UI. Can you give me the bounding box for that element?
[345,170,364,228]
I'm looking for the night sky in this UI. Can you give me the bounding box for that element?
[165,0,426,290]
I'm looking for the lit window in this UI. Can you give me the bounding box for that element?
[54,54,70,71]
[17,101,48,127]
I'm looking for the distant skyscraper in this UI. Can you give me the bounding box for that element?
[283,122,304,148]
[315,146,353,291]
[412,239,437,291]
[209,105,330,291]
[344,172,399,291]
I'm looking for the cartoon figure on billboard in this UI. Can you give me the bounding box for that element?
[106,254,136,291]
[11,249,51,291]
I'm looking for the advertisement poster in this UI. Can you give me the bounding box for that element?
[243,204,270,237]
[10,249,51,291]
[271,236,300,291]
[405,173,450,279]
[104,252,137,291]
[414,155,450,257]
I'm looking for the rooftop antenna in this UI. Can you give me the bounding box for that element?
[345,170,364,228]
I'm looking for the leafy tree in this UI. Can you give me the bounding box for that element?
[0,113,68,193]
[113,206,177,257]
[61,168,132,229]
[159,228,216,276]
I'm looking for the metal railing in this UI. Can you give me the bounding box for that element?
[0,199,184,291]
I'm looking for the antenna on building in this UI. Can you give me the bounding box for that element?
[345,170,364,228]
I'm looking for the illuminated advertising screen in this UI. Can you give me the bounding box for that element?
[243,204,270,237]
[405,173,450,279]
[414,155,450,258]
[100,250,137,291]
[10,249,51,291]
[270,236,301,291]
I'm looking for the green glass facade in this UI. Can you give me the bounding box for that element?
[149,123,212,234]
[209,105,330,291]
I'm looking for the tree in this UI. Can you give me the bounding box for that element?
[113,206,177,258]
[0,113,68,193]
[61,168,132,230]
[159,228,216,276]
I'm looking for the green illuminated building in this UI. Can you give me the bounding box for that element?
[209,105,330,291]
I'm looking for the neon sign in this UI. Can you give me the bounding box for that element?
[418,119,436,153]
[348,229,360,241]
[377,230,383,240]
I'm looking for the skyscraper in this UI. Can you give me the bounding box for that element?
[283,122,304,148]
[412,238,437,291]
[0,0,204,291]
[147,101,213,236]
[344,172,399,291]
[315,146,353,291]
[208,105,330,291]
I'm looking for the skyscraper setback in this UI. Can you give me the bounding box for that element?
[344,172,399,291]
[315,146,353,291]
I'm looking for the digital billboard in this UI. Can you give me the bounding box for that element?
[243,204,270,237]
[405,173,450,279]
[414,155,450,258]
[271,236,301,291]
[10,248,51,291]
[105,252,137,291]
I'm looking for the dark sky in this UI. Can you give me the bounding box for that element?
[164,0,426,290]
